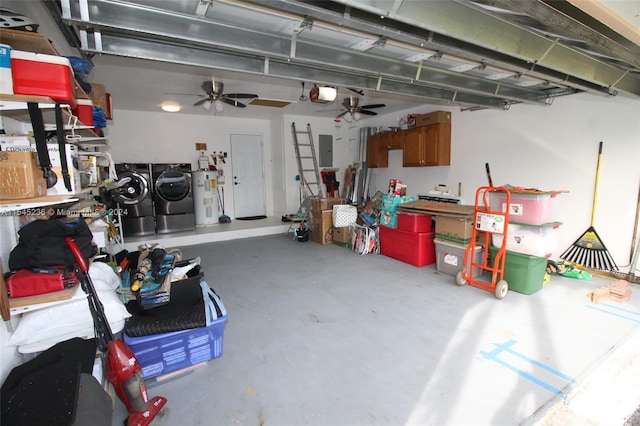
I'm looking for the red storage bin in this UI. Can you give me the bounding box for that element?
[11,50,77,108]
[379,226,436,267]
[397,212,433,233]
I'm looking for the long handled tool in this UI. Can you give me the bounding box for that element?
[560,141,618,271]
[65,237,167,426]
[609,183,640,284]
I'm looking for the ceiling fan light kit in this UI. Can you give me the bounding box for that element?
[336,96,385,122]
[190,78,258,112]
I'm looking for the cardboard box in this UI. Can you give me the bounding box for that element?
[0,137,83,194]
[0,135,32,151]
[333,226,351,243]
[413,111,451,128]
[435,215,475,244]
[87,82,107,110]
[0,151,47,200]
[311,197,345,213]
[312,209,334,245]
[46,143,82,195]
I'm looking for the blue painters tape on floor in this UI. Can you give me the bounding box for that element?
[480,339,575,400]
[585,305,640,323]
[602,303,640,317]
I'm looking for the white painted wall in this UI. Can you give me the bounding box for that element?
[104,110,276,218]
[367,94,640,265]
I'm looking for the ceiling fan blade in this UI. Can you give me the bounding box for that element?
[358,109,378,115]
[222,93,258,99]
[201,80,214,94]
[222,98,247,108]
[347,87,365,96]
[193,98,209,106]
[164,92,204,97]
[360,103,386,109]
[336,111,348,118]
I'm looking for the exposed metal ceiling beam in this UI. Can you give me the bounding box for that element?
[313,0,640,97]
[57,0,566,109]
[486,0,640,69]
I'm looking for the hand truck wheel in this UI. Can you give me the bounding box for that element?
[455,270,467,286]
[495,280,508,299]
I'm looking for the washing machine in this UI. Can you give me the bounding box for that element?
[113,163,155,237]
[152,163,195,234]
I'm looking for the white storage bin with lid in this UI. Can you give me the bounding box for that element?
[492,222,562,258]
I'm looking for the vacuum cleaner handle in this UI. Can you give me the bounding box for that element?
[65,236,89,272]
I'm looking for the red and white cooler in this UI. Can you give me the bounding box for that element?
[10,50,77,108]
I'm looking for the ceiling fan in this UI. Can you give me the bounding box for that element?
[336,96,386,122]
[179,79,258,112]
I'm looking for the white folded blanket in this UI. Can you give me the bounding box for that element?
[9,262,131,353]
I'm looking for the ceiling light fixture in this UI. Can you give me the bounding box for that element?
[161,102,181,112]
[214,99,225,112]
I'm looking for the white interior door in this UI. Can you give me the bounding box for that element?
[231,134,266,218]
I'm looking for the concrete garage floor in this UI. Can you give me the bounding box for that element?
[112,228,640,426]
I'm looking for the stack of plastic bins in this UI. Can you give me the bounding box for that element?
[379,212,436,267]
[489,189,563,294]
[432,212,481,278]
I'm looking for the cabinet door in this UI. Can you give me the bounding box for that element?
[424,123,451,166]
[403,124,451,167]
[367,134,388,168]
[402,127,425,166]
[389,131,405,149]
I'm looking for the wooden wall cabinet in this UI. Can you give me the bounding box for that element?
[402,123,451,167]
[366,134,388,168]
[380,131,405,150]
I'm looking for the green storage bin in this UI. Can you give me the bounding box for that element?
[489,246,547,295]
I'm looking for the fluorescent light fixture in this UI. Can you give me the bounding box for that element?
[161,102,181,112]
[195,0,212,15]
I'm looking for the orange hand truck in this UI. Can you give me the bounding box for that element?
[456,186,511,299]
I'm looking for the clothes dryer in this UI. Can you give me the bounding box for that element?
[113,163,155,237]
[152,163,195,234]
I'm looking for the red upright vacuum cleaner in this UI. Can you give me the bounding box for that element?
[65,237,167,426]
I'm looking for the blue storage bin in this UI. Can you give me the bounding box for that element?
[123,315,227,379]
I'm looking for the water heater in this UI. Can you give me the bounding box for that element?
[191,170,219,226]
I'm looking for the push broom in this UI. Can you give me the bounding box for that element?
[560,141,618,271]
